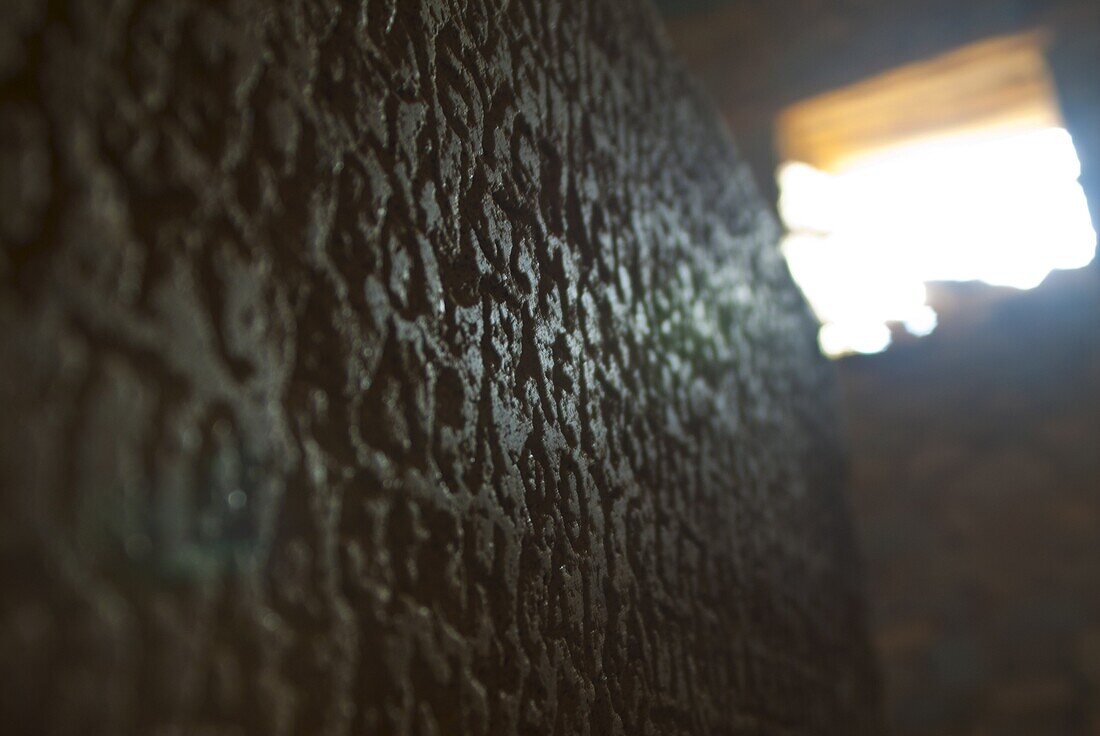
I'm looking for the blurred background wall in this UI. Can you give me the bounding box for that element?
[841,268,1100,736]
[655,1,1100,734]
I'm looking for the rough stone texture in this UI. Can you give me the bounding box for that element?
[840,268,1100,736]
[0,1,879,734]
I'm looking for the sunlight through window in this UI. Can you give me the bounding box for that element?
[774,34,1098,358]
[780,127,1095,356]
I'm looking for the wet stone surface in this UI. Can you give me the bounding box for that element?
[0,0,878,733]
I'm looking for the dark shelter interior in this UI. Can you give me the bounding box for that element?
[2,1,1099,734]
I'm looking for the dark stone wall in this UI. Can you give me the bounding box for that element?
[0,1,878,733]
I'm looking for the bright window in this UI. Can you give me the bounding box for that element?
[774,34,1097,357]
